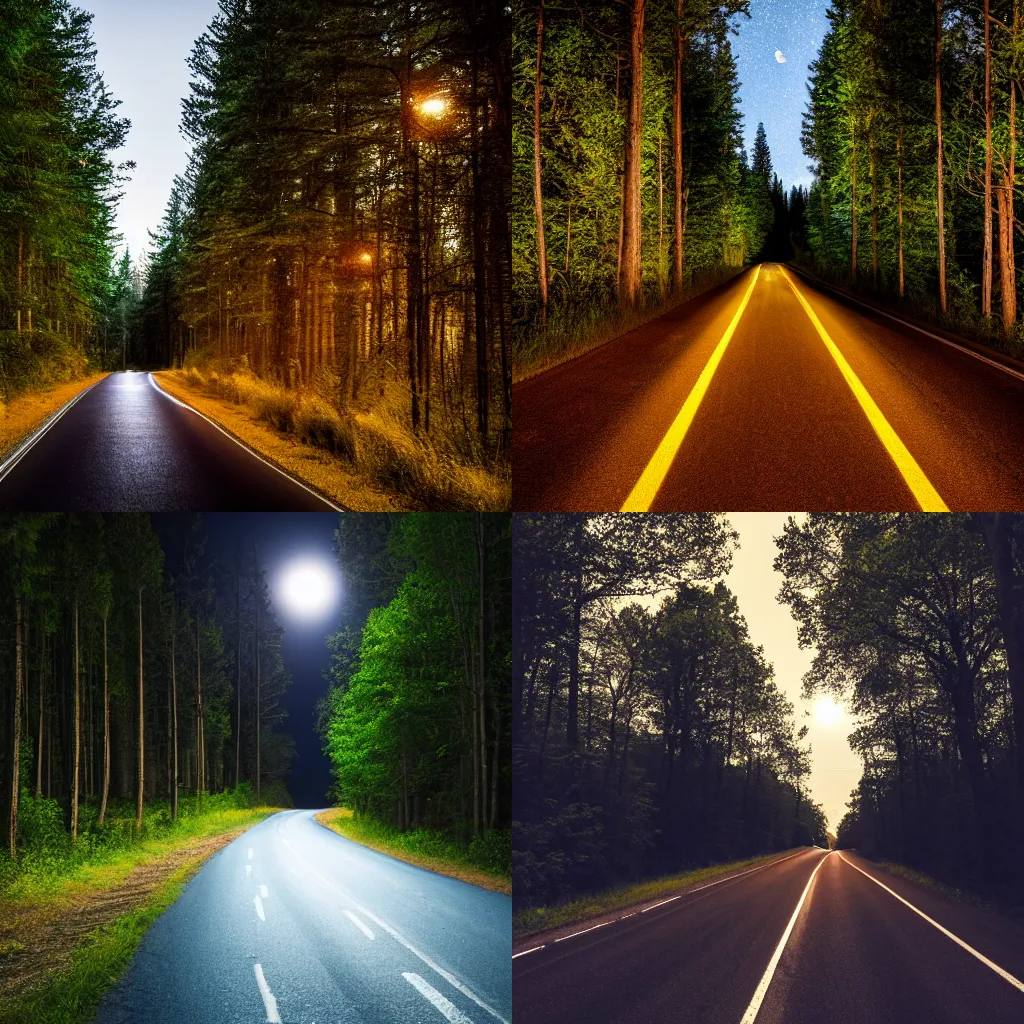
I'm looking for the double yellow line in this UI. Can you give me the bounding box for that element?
[620,265,949,512]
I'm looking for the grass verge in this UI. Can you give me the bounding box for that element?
[0,804,280,1024]
[156,368,509,511]
[513,848,802,941]
[315,808,511,895]
[0,373,107,462]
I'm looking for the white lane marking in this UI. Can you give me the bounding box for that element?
[511,945,546,960]
[788,267,1024,385]
[554,921,610,942]
[345,909,375,940]
[403,972,474,1024]
[254,963,282,1023]
[260,884,269,898]
[281,832,508,1024]
[148,374,343,510]
[254,894,265,921]
[838,853,1024,995]
[248,848,253,860]
[739,851,831,1024]
[0,375,108,485]
[246,864,252,876]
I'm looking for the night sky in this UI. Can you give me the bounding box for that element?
[732,0,832,190]
[157,513,345,809]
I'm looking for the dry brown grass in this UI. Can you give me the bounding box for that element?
[158,367,508,511]
[0,373,108,461]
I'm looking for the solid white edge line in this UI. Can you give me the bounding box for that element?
[253,963,282,1023]
[254,894,265,921]
[345,908,376,940]
[0,374,108,484]
[260,884,269,899]
[838,853,1024,995]
[147,373,344,510]
[553,920,610,942]
[511,945,546,960]
[788,266,1024,385]
[739,851,831,1024]
[403,972,475,1024]
[280,832,508,1024]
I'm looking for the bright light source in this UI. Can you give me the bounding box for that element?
[359,252,373,264]
[279,559,337,619]
[418,96,448,117]
[813,698,843,728]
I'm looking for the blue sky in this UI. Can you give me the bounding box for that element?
[732,0,832,190]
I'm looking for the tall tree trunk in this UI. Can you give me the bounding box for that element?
[984,0,994,321]
[99,613,110,825]
[136,587,144,834]
[897,127,905,298]
[672,1,686,291]
[9,599,23,859]
[72,599,80,840]
[477,513,488,833]
[35,622,44,799]
[1000,77,1017,339]
[619,0,645,308]
[196,617,204,803]
[171,607,178,822]
[255,598,261,799]
[533,1,548,322]
[936,0,948,317]
[870,124,879,288]
[851,127,858,284]
[235,568,241,788]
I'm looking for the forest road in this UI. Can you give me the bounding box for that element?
[91,808,511,1024]
[514,263,1024,510]
[512,848,1024,1024]
[0,371,338,510]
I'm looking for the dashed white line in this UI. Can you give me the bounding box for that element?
[260,884,269,899]
[403,972,474,1024]
[838,853,1024,995]
[254,964,282,1023]
[739,852,831,1024]
[254,894,266,921]
[512,945,546,960]
[345,909,375,940]
[553,921,610,942]
[281,833,508,1024]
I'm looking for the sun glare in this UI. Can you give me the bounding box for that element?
[418,96,448,117]
[813,697,843,728]
[279,559,337,619]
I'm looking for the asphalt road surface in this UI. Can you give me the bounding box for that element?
[0,371,336,510]
[512,848,1024,1024]
[514,264,1024,510]
[92,809,511,1024]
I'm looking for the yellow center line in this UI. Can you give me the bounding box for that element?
[780,267,949,512]
[620,265,762,512]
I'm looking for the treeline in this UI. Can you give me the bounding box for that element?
[776,513,1024,901]
[135,0,510,456]
[0,0,134,396]
[802,0,1024,345]
[0,514,293,864]
[513,1,778,364]
[513,514,827,909]
[321,513,510,846]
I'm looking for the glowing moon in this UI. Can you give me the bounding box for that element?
[279,559,337,618]
[775,50,788,64]
[813,697,842,727]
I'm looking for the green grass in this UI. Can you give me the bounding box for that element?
[316,808,511,895]
[513,848,802,941]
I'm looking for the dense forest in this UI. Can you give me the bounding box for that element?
[802,0,1024,348]
[137,0,510,459]
[776,513,1024,904]
[0,514,294,870]
[513,514,827,910]
[0,0,134,396]
[320,513,511,855]
[513,1,786,368]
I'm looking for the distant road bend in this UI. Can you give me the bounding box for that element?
[512,848,1024,1024]
[93,809,511,1024]
[514,264,1024,511]
[0,371,338,510]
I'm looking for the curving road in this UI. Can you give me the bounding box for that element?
[512,848,1024,1024]
[514,264,1024,511]
[0,372,337,510]
[92,809,511,1024]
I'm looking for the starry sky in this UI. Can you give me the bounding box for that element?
[731,0,832,190]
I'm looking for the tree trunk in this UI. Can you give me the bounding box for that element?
[897,127,905,298]
[477,513,488,833]
[196,617,204,803]
[1000,78,1017,339]
[99,613,110,825]
[9,599,23,859]
[851,127,858,284]
[136,587,144,833]
[984,0,993,321]
[936,0,948,317]
[533,1,548,322]
[171,607,178,822]
[255,598,261,799]
[235,568,241,788]
[72,599,80,840]
[35,622,44,799]
[619,0,645,308]
[672,1,686,291]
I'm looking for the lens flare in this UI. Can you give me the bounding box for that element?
[279,559,337,619]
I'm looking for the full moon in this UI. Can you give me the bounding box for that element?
[279,558,337,619]
[775,50,787,64]
[813,697,842,727]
